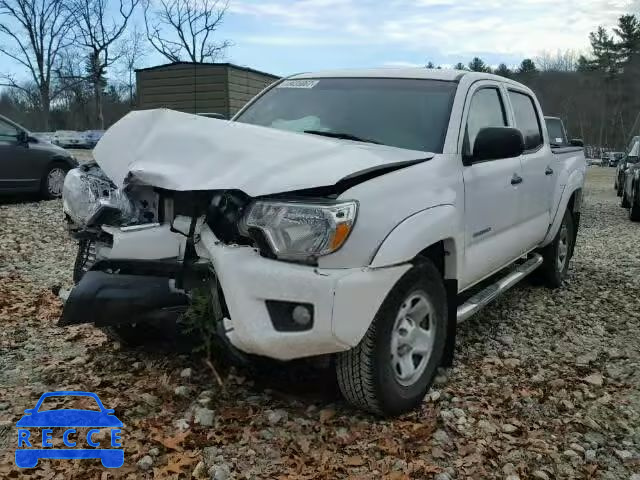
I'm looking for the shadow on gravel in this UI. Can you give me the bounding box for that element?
[0,193,44,205]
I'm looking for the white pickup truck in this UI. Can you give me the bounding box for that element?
[61,69,586,415]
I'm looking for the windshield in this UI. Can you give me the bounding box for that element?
[235,78,457,153]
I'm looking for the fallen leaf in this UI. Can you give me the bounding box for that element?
[152,430,190,451]
[344,455,366,466]
[319,408,335,423]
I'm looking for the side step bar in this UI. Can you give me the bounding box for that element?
[456,253,543,323]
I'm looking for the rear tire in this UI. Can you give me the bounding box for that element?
[537,209,575,289]
[336,260,448,416]
[621,190,630,208]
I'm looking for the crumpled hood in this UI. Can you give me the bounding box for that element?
[93,109,432,196]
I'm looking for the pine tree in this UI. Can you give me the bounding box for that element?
[426,61,435,69]
[468,57,491,73]
[614,14,640,64]
[495,63,512,77]
[588,26,619,74]
[517,59,538,74]
[454,62,466,71]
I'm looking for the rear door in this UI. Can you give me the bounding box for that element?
[460,81,525,289]
[507,89,552,249]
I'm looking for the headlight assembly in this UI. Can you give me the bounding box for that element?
[240,200,357,261]
[63,167,137,227]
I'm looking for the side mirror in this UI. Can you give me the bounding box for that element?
[470,127,525,163]
[570,138,584,147]
[16,130,29,145]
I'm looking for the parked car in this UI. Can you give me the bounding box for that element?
[52,130,86,148]
[0,115,78,198]
[60,69,586,416]
[608,151,624,167]
[616,137,639,196]
[83,130,105,148]
[588,157,604,167]
[620,138,640,220]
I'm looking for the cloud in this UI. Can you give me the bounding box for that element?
[230,0,639,59]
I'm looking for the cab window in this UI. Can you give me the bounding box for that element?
[509,90,543,151]
[463,87,507,157]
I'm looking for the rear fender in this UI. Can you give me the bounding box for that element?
[541,169,584,247]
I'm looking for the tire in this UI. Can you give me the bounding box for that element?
[336,260,448,416]
[73,239,97,283]
[40,162,69,199]
[537,209,575,289]
[629,187,640,222]
[621,189,630,208]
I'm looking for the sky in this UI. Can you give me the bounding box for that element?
[1,0,640,79]
[217,0,640,75]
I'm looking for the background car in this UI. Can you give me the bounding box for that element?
[83,130,105,148]
[52,130,86,148]
[0,114,78,199]
[608,151,624,167]
[616,138,639,195]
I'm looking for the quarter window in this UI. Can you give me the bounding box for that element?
[509,90,543,150]
[464,88,507,156]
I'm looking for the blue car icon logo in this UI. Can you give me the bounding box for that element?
[16,391,123,468]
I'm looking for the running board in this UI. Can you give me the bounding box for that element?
[456,253,543,323]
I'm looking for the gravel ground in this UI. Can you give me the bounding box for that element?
[0,166,638,479]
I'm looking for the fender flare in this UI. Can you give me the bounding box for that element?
[541,170,584,247]
[369,204,459,278]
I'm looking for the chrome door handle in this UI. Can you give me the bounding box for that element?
[511,174,523,185]
[545,167,554,175]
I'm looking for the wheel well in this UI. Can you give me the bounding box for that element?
[414,238,457,281]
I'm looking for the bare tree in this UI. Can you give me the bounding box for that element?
[535,50,579,72]
[143,0,231,63]
[70,0,139,129]
[118,26,148,105]
[0,0,75,129]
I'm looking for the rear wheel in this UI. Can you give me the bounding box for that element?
[40,162,68,199]
[536,209,575,289]
[621,188,631,208]
[336,260,448,416]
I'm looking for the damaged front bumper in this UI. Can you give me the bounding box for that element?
[60,222,409,361]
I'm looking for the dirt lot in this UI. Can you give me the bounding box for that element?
[0,166,638,479]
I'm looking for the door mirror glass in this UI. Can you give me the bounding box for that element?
[570,138,584,147]
[472,127,525,162]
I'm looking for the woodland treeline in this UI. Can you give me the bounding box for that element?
[0,2,638,150]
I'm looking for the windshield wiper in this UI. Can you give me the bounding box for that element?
[303,130,382,145]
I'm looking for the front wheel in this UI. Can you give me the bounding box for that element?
[336,260,448,416]
[40,163,69,199]
[536,209,575,289]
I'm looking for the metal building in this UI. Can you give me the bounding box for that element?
[135,62,280,118]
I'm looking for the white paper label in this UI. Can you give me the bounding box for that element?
[277,79,319,89]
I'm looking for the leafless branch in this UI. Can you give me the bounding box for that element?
[143,0,230,63]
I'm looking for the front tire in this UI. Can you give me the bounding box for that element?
[537,209,575,289]
[40,162,69,199]
[336,260,448,416]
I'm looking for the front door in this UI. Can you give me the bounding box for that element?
[460,82,524,289]
[0,118,36,192]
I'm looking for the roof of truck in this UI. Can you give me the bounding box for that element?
[289,68,516,84]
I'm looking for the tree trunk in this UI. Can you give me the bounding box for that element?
[40,87,51,131]
[95,82,104,130]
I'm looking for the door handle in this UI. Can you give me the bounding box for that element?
[511,174,523,185]
[545,166,554,175]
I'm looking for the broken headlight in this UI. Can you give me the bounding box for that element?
[63,167,137,227]
[240,200,357,261]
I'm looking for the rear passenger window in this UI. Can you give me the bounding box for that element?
[509,91,543,150]
[464,88,506,156]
